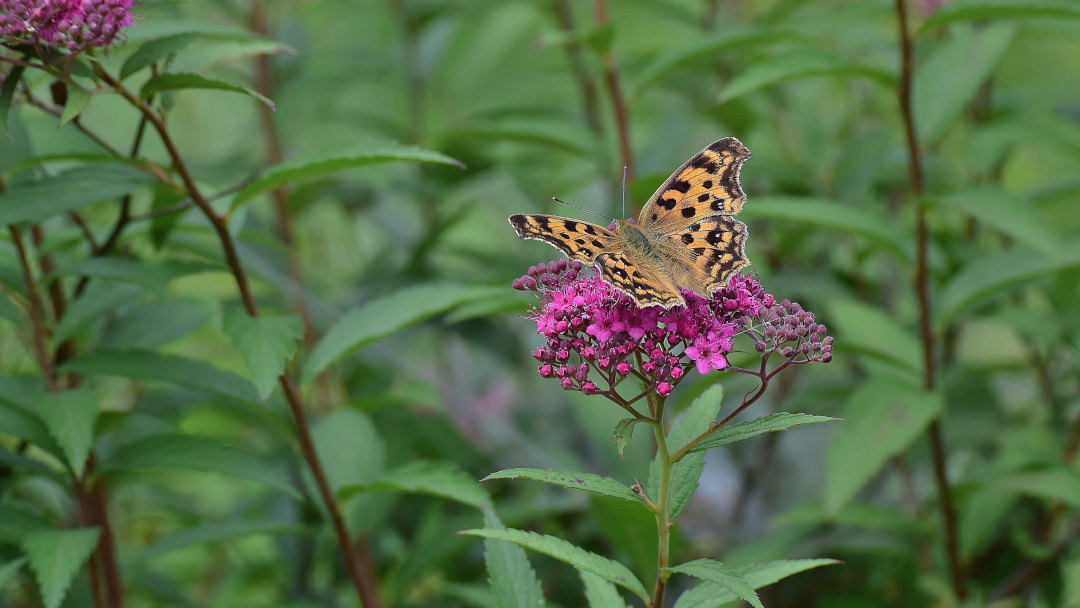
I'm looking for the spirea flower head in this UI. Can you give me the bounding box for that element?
[514,260,831,401]
[1,0,133,51]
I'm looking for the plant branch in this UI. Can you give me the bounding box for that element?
[893,0,965,599]
[649,394,672,607]
[9,226,57,389]
[93,63,382,608]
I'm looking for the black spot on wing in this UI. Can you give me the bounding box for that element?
[565,220,579,232]
[681,233,693,245]
[670,180,691,193]
[705,230,724,245]
[681,207,696,218]
[657,197,677,210]
[702,180,713,189]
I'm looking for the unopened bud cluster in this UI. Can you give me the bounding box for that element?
[1,0,133,51]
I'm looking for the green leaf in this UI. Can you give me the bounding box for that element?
[633,26,802,97]
[994,469,1080,507]
[919,0,1080,33]
[613,417,647,457]
[99,296,213,350]
[0,504,49,544]
[828,299,922,375]
[311,409,385,495]
[340,460,492,510]
[934,185,1059,255]
[231,142,465,210]
[0,557,27,589]
[54,282,143,344]
[825,379,943,514]
[34,390,99,479]
[683,413,842,455]
[483,468,642,504]
[140,519,310,562]
[139,73,275,110]
[222,309,303,401]
[58,85,91,125]
[482,511,545,608]
[650,385,724,519]
[914,23,1015,143]
[460,528,649,602]
[0,380,65,460]
[673,559,840,608]
[742,196,908,261]
[122,20,257,42]
[302,284,503,383]
[664,559,762,608]
[721,50,894,103]
[0,163,157,226]
[937,244,1080,328]
[96,433,299,499]
[170,39,298,74]
[22,527,100,608]
[0,65,23,136]
[582,570,630,608]
[52,257,171,293]
[60,350,260,404]
[120,33,202,79]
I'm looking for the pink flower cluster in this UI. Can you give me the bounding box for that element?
[0,0,133,51]
[513,259,829,400]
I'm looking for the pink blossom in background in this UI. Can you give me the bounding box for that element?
[0,0,133,51]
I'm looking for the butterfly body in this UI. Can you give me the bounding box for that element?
[510,137,752,308]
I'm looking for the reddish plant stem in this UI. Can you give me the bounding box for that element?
[9,226,57,389]
[94,65,381,608]
[593,0,634,184]
[893,0,966,599]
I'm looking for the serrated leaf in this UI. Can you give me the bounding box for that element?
[340,460,492,510]
[140,519,310,561]
[139,73,275,110]
[96,433,299,499]
[0,65,23,136]
[302,284,503,383]
[721,50,893,103]
[0,163,156,226]
[914,23,1015,143]
[460,528,649,602]
[633,26,802,96]
[222,309,303,401]
[684,413,842,455]
[937,244,1080,328]
[58,85,91,125]
[22,528,100,608]
[59,350,260,404]
[34,390,98,479]
[231,142,465,209]
[120,33,202,79]
[935,185,1059,255]
[483,468,642,504]
[649,385,724,519]
[614,418,647,457]
[673,559,840,608]
[828,299,921,375]
[919,0,1080,33]
[664,559,762,608]
[582,570,630,608]
[482,511,545,608]
[825,379,943,514]
[742,196,908,261]
[0,557,27,589]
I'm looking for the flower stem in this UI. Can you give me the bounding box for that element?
[649,394,672,607]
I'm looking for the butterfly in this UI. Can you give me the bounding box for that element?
[509,137,752,308]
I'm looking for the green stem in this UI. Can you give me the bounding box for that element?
[649,394,672,607]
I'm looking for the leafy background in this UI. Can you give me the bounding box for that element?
[2,0,1080,607]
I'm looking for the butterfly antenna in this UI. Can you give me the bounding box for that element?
[552,197,615,223]
[621,165,628,218]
